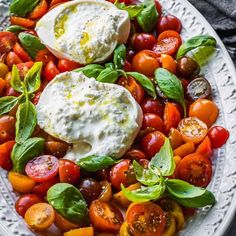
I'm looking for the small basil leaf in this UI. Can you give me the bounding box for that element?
[115,2,144,19]
[137,0,158,33]
[121,183,165,202]
[127,71,156,98]
[18,32,45,59]
[24,62,42,93]
[6,25,27,33]
[150,138,175,176]
[133,160,160,186]
[176,35,217,60]
[11,137,44,173]
[0,96,21,115]
[192,46,216,66]
[77,155,119,172]
[47,183,89,224]
[10,0,40,17]
[15,100,37,143]
[113,44,126,69]
[96,68,118,83]
[105,62,115,69]
[11,65,23,93]
[74,64,104,78]
[155,68,186,116]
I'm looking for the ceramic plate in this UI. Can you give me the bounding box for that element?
[0,0,236,235]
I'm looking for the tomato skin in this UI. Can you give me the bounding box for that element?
[32,91,42,105]
[13,43,31,62]
[45,141,69,158]
[157,15,182,33]
[16,61,34,78]
[208,126,229,149]
[0,32,17,53]
[142,113,165,133]
[15,194,43,217]
[160,54,177,74]
[154,0,162,15]
[35,49,57,66]
[141,98,164,117]
[44,60,60,81]
[141,131,165,158]
[125,149,147,161]
[89,200,123,232]
[58,59,81,72]
[10,16,35,28]
[4,87,21,97]
[0,140,15,171]
[28,0,48,20]
[0,115,16,144]
[0,78,6,96]
[6,51,23,69]
[132,33,157,51]
[196,136,212,159]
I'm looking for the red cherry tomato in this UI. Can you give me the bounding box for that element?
[59,159,80,184]
[16,61,34,78]
[125,149,147,161]
[4,87,21,97]
[157,15,182,33]
[44,141,69,158]
[15,194,43,217]
[6,52,23,69]
[25,155,59,183]
[0,78,6,96]
[196,136,212,159]
[0,115,16,144]
[117,76,145,104]
[58,59,81,72]
[123,60,133,72]
[32,91,42,105]
[0,32,17,53]
[208,126,229,148]
[132,33,157,51]
[0,140,15,171]
[28,0,48,20]
[154,0,162,15]
[13,43,31,62]
[10,16,35,28]
[141,131,165,158]
[141,98,164,117]
[35,49,57,66]
[44,61,60,81]
[142,113,165,133]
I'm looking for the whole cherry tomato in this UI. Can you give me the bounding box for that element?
[132,33,157,51]
[208,126,229,148]
[45,141,69,158]
[0,115,16,144]
[0,32,17,53]
[35,48,57,66]
[141,98,164,117]
[44,60,60,81]
[13,43,31,62]
[142,113,165,132]
[125,149,147,161]
[28,0,48,20]
[0,140,15,170]
[157,15,182,33]
[58,59,81,72]
[10,16,35,28]
[6,51,23,69]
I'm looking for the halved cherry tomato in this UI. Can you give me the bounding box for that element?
[177,152,212,187]
[141,98,164,117]
[141,131,165,158]
[126,202,166,236]
[110,159,136,190]
[16,61,34,78]
[0,32,17,53]
[162,212,176,236]
[0,78,6,96]
[164,102,181,134]
[45,141,69,157]
[59,159,80,184]
[178,117,208,144]
[208,126,229,148]
[119,221,130,236]
[28,0,48,20]
[142,113,165,132]
[89,200,123,232]
[44,60,60,81]
[10,16,35,28]
[35,49,57,66]
[125,149,147,161]
[117,76,145,104]
[196,136,212,159]
[132,50,160,76]
[64,227,94,236]
[58,59,81,72]
[174,141,195,158]
[168,128,183,149]
[6,51,23,68]
[0,62,9,78]
[189,99,219,128]
[132,33,157,51]
[24,203,55,230]
[0,140,15,170]
[99,180,112,202]
[157,15,182,33]
[15,194,43,217]
[0,115,16,144]
[13,43,31,62]
[161,54,177,74]
[25,155,59,183]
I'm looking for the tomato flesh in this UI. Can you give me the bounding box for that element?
[0,32,17,53]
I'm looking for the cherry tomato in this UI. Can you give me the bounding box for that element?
[59,159,80,184]
[189,99,219,128]
[4,87,21,97]
[196,136,212,159]
[58,59,81,72]
[0,78,6,96]
[49,0,71,7]
[169,128,183,149]
[25,155,59,183]
[28,0,48,20]
[154,0,162,15]
[141,131,165,158]
[141,98,164,117]
[125,149,147,161]
[208,126,229,148]
[162,212,176,236]
[0,140,15,171]
[45,141,69,158]
[0,115,16,144]
[123,60,133,72]
[117,76,145,104]
[16,61,34,78]
[89,200,123,232]
[132,50,160,76]
[177,152,212,187]
[110,159,136,190]
[160,54,177,74]
[126,202,166,236]
[142,113,165,132]
[13,43,31,62]
[157,15,182,33]
[35,49,57,66]
[0,32,17,53]
[132,33,157,51]
[15,194,43,217]
[24,203,55,231]
[10,16,35,28]
[32,91,42,105]
[0,62,9,78]
[164,102,181,133]
[6,51,23,69]
[44,60,60,81]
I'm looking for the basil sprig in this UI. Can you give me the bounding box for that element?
[115,2,144,19]
[155,68,186,116]
[74,64,104,78]
[10,0,40,17]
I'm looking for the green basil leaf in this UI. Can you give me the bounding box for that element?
[127,71,156,98]
[155,68,186,116]
[24,62,43,93]
[133,160,160,186]
[137,0,158,33]
[18,32,45,59]
[74,64,104,78]
[77,155,119,172]
[6,25,27,33]
[115,2,144,19]
[15,100,37,143]
[105,62,115,69]
[11,137,44,173]
[10,0,40,17]
[150,138,175,176]
[113,44,126,69]
[0,96,21,115]
[47,183,88,224]
[121,183,165,202]
[11,65,23,93]
[166,179,216,207]
[176,35,217,60]
[192,46,216,66]
[96,68,118,83]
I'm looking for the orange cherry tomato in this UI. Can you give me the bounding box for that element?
[173,141,195,158]
[142,113,165,133]
[6,51,23,69]
[160,54,177,74]
[189,99,219,128]
[44,60,60,81]
[117,76,145,104]
[0,115,16,144]
[49,0,71,7]
[0,140,15,171]
[177,152,212,187]
[0,77,6,96]
[28,0,48,20]
[13,42,31,62]
[126,202,166,236]
[168,128,183,149]
[178,117,208,144]
[10,16,35,28]
[89,200,123,232]
[24,203,55,231]
[132,50,160,76]
[35,48,57,66]
[64,227,94,236]
[196,136,212,159]
[58,59,81,72]
[0,32,17,53]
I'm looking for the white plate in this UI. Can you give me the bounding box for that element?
[0,0,236,235]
